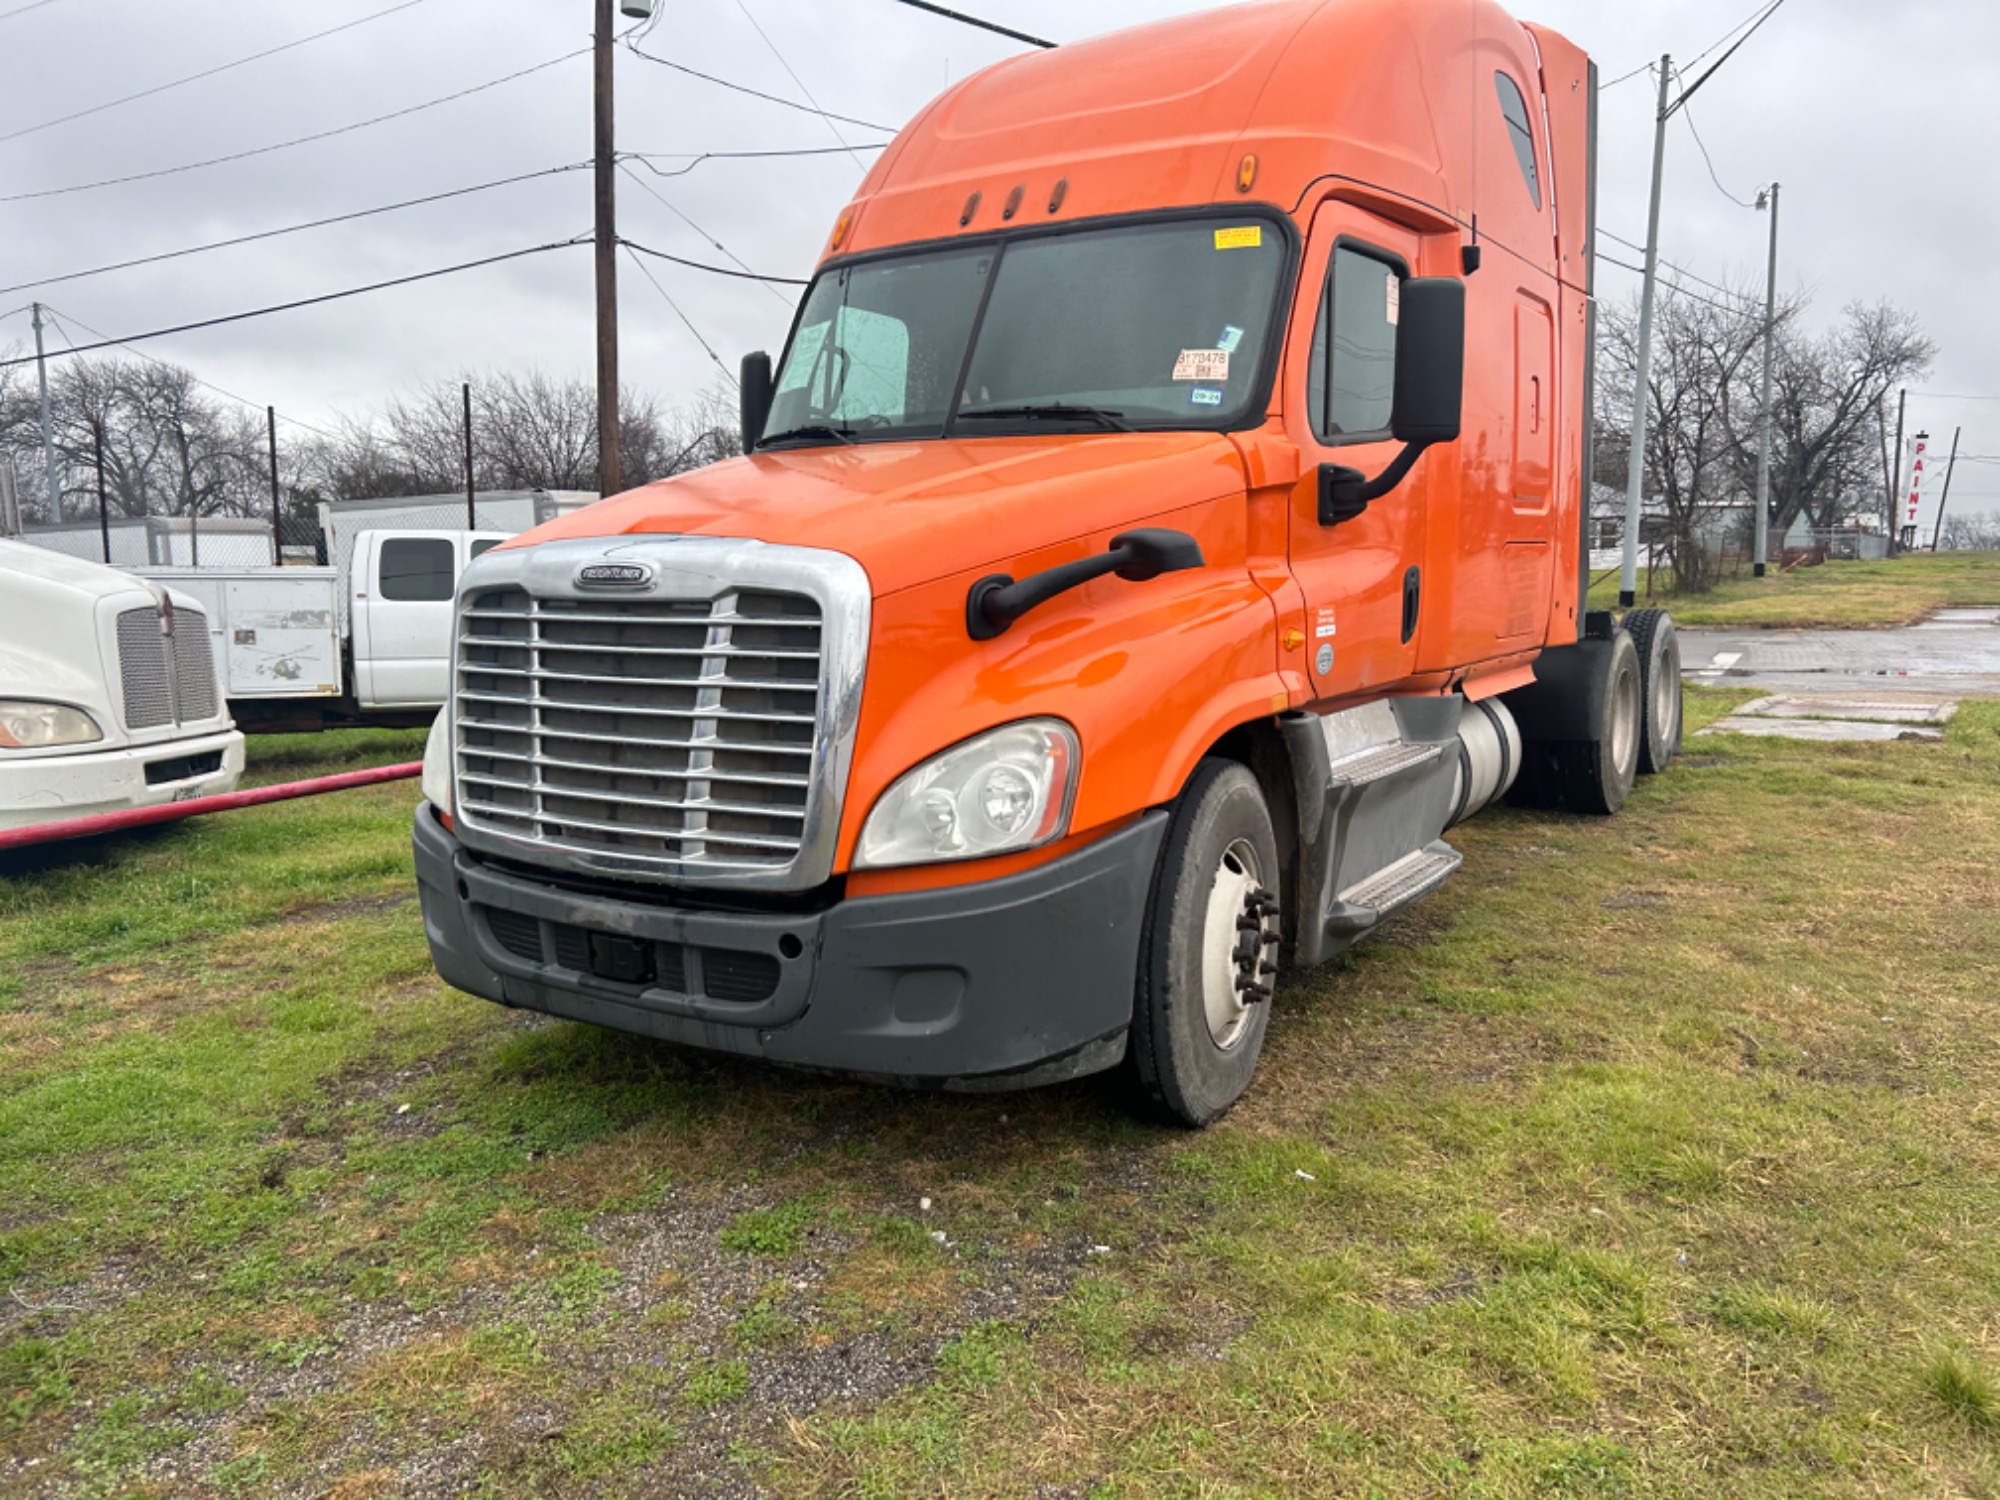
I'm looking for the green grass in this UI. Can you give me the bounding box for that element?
[5,707,2000,1495]
[1587,549,2000,627]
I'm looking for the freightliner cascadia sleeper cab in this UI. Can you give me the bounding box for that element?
[413,0,1684,1124]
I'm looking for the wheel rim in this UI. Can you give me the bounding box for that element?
[1653,645,1681,751]
[1200,837,1276,1051]
[1611,660,1642,774]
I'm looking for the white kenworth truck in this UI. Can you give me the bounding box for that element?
[0,539,243,833]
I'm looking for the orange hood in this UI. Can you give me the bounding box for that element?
[511,432,1251,597]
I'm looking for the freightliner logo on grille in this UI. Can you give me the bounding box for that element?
[575,562,654,588]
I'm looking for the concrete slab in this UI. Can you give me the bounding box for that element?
[1915,607,2000,629]
[1732,694,1958,725]
[1699,717,1946,743]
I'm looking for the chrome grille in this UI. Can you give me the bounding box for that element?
[116,607,174,729]
[170,615,218,721]
[115,604,218,729]
[454,586,824,876]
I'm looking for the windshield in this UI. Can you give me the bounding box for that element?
[762,216,1289,446]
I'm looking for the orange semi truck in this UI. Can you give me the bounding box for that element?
[414,0,1684,1125]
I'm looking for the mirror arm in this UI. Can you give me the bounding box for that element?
[1319,439,1435,526]
[967,528,1204,641]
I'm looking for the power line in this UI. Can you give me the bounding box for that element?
[1682,0,1778,73]
[1,47,589,203]
[1910,391,2000,403]
[1667,0,1791,117]
[621,143,889,178]
[620,236,808,286]
[1598,228,1741,299]
[1599,253,1754,314]
[0,239,588,371]
[618,162,792,306]
[0,0,433,146]
[0,162,591,297]
[731,0,867,169]
[0,0,65,22]
[1598,60,1655,91]
[1674,86,1760,209]
[35,306,340,439]
[622,245,738,388]
[880,0,1055,49]
[623,42,894,133]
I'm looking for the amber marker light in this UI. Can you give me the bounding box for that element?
[830,209,854,250]
[1236,153,1259,193]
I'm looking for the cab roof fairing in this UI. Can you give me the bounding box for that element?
[824,0,1559,267]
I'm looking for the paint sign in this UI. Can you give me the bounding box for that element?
[1905,434,1929,526]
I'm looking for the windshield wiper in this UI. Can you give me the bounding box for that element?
[957,403,1132,432]
[758,424,859,448]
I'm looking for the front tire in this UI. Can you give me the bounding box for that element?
[1624,608,1682,774]
[1130,760,1281,1128]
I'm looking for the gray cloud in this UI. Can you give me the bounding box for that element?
[2,0,1992,507]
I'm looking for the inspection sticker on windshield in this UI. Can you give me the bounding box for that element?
[1214,225,1262,250]
[1173,348,1231,381]
[1216,325,1245,354]
[1386,273,1401,326]
[1189,387,1224,408]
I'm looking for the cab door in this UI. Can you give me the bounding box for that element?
[355,532,504,707]
[1281,201,1430,701]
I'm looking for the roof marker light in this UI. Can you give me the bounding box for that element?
[1002,184,1024,220]
[1047,178,1068,214]
[960,190,982,227]
[1236,154,1259,193]
[831,210,853,250]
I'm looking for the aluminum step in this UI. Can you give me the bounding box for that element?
[1326,739,1444,787]
[1339,842,1462,915]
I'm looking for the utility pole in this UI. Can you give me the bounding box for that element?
[593,0,622,499]
[1752,182,1780,577]
[1618,56,1673,608]
[267,407,283,565]
[1930,426,1960,553]
[463,381,477,530]
[1888,389,1906,557]
[31,303,60,524]
[93,421,110,564]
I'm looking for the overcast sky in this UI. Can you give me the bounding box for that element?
[3,0,1996,512]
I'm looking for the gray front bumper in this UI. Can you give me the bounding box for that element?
[413,806,1167,1089]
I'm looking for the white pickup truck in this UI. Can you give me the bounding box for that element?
[0,539,244,832]
[137,529,506,732]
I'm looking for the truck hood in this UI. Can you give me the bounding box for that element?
[512,432,1251,596]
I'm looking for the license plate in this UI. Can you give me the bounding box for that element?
[172,785,206,803]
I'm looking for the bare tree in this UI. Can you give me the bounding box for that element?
[1939,512,2000,552]
[1741,302,1934,538]
[1597,282,1773,592]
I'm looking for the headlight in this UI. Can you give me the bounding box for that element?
[0,700,103,749]
[855,719,1079,870]
[421,709,453,814]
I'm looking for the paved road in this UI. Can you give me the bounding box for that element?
[1679,608,2000,697]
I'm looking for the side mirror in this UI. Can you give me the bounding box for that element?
[740,351,774,452]
[1319,276,1465,526]
[1389,277,1465,445]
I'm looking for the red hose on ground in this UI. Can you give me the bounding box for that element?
[0,762,422,853]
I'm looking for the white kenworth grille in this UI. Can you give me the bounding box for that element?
[115,604,218,729]
[448,538,871,892]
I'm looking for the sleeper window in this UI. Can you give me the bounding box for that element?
[1307,245,1400,440]
[379,538,455,601]
[1495,71,1542,210]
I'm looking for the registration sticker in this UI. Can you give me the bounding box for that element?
[1214,225,1262,250]
[1217,324,1245,353]
[1190,387,1224,408]
[1173,348,1231,382]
